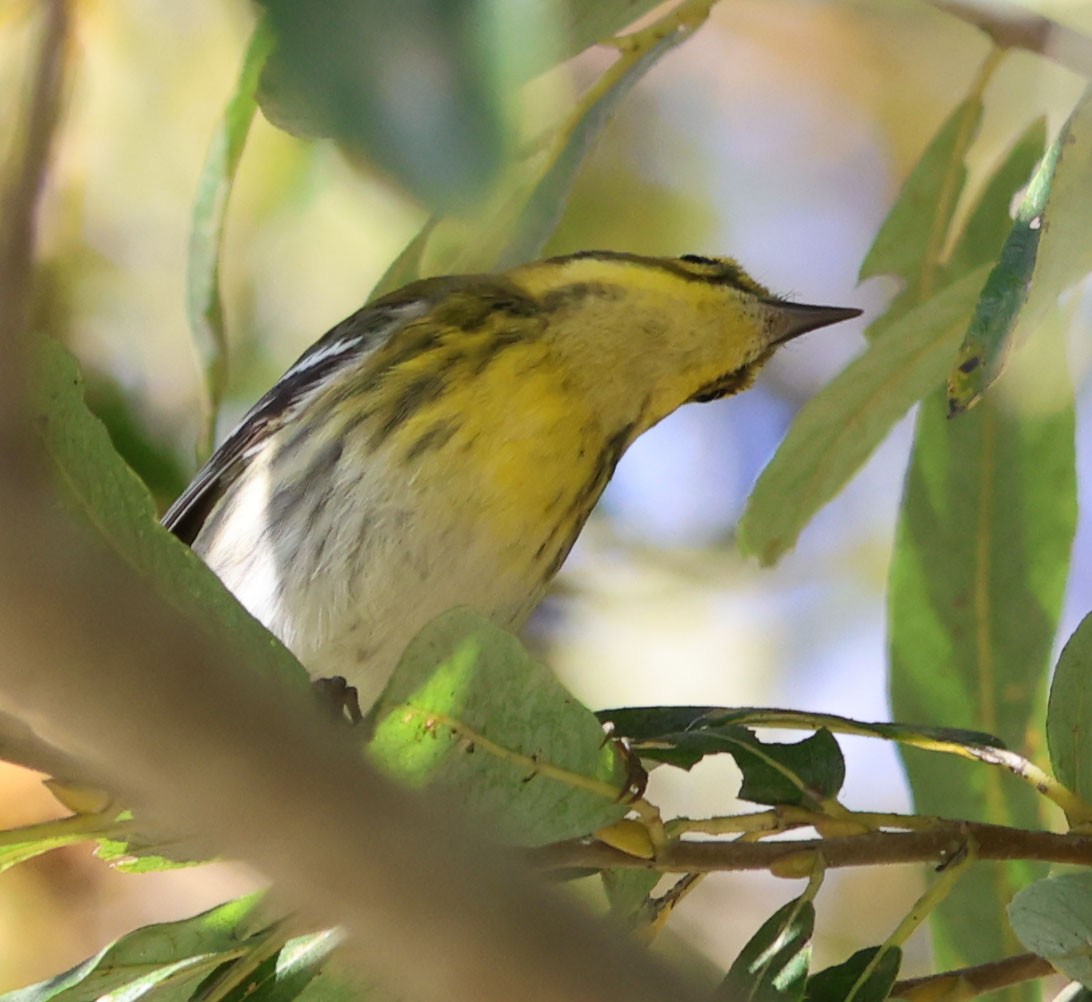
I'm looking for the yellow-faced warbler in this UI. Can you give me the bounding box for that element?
[164,251,860,710]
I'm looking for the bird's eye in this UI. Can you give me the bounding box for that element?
[680,254,718,266]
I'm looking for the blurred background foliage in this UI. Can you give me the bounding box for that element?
[3,0,1092,992]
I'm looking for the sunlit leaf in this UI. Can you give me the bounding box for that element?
[369,608,628,845]
[0,895,268,1002]
[717,896,814,1002]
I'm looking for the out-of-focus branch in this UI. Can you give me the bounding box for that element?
[928,0,1092,77]
[0,0,67,426]
[0,8,706,1002]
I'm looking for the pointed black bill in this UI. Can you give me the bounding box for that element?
[763,301,863,346]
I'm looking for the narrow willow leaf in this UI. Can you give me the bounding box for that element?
[0,895,267,1002]
[950,87,1092,411]
[1047,612,1092,804]
[717,897,814,1002]
[943,117,1047,280]
[889,309,1076,984]
[740,114,1045,565]
[219,930,348,1002]
[859,97,982,286]
[442,20,703,276]
[598,705,1004,751]
[490,23,703,270]
[947,132,1060,413]
[369,608,628,845]
[738,267,988,565]
[187,24,274,458]
[804,947,901,1002]
[1010,872,1092,989]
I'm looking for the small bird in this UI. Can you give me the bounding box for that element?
[164,251,860,711]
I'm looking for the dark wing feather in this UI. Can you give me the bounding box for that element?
[163,299,423,543]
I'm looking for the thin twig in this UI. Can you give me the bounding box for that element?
[891,952,1056,999]
[929,0,1092,77]
[530,820,1092,873]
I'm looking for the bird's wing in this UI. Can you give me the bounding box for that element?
[163,299,426,544]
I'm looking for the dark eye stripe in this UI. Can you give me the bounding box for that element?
[679,254,718,266]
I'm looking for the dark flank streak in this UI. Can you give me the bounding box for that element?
[470,327,527,377]
[538,421,636,578]
[163,278,540,545]
[405,421,459,463]
[268,440,342,536]
[374,370,448,444]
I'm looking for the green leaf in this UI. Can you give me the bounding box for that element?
[1009,872,1092,988]
[255,0,683,213]
[950,88,1092,412]
[601,869,661,923]
[597,711,844,808]
[1047,611,1092,805]
[943,117,1048,279]
[218,930,348,1002]
[0,895,267,1002]
[946,134,1059,415]
[401,10,705,284]
[717,896,814,1002]
[0,832,98,874]
[255,2,513,207]
[82,373,190,507]
[738,267,989,566]
[484,28,692,272]
[733,730,845,809]
[598,705,1005,752]
[28,336,308,691]
[859,97,983,286]
[368,608,628,845]
[187,23,274,458]
[548,1,669,72]
[888,307,1076,981]
[804,947,901,1002]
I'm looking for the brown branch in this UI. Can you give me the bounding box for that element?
[891,952,1056,999]
[928,0,1092,77]
[0,0,68,430]
[530,821,1092,872]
